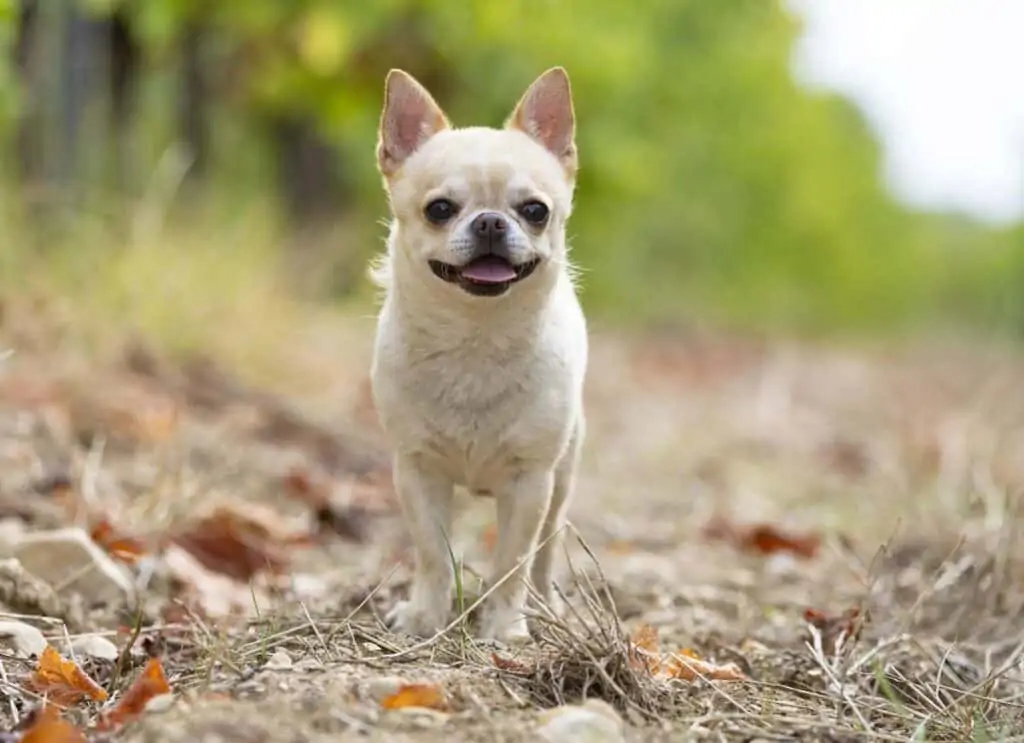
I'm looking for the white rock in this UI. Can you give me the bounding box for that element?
[0,518,26,557]
[537,700,625,743]
[143,693,176,714]
[71,634,120,661]
[14,527,135,605]
[366,676,405,702]
[264,649,293,670]
[0,620,47,656]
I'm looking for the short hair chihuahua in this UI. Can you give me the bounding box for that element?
[370,67,588,643]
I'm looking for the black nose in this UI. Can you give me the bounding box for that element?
[470,212,508,240]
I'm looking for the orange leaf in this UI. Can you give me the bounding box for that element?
[97,657,171,731]
[28,646,108,706]
[665,649,747,682]
[703,516,821,559]
[380,683,448,711]
[90,519,147,564]
[20,705,86,743]
[628,623,663,673]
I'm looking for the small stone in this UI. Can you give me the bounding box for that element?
[536,699,625,743]
[0,518,26,557]
[264,649,293,670]
[14,527,135,605]
[0,620,48,656]
[143,693,176,714]
[0,558,78,626]
[293,657,325,673]
[71,634,120,661]
[394,708,450,729]
[365,676,405,702]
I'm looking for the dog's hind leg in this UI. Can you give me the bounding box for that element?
[529,419,583,616]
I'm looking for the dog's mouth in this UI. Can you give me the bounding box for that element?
[428,255,541,296]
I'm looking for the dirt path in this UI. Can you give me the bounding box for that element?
[2,324,1024,741]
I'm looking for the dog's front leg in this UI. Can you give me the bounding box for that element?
[479,468,554,643]
[387,452,455,637]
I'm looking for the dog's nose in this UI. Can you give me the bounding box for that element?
[470,212,508,241]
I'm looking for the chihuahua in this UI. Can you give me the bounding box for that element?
[369,67,587,643]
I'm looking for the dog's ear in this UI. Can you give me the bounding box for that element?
[377,70,450,177]
[506,67,576,175]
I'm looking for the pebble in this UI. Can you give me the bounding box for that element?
[71,634,120,661]
[14,528,135,605]
[263,649,293,671]
[536,699,626,743]
[293,657,325,673]
[0,518,26,557]
[0,620,48,657]
[365,676,405,702]
[0,557,70,622]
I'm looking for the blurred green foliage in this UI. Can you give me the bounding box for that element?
[4,0,1024,337]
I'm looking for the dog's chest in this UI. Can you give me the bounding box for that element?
[374,331,575,483]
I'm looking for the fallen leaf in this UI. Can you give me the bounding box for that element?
[380,683,448,711]
[27,646,108,706]
[491,652,531,674]
[606,539,636,555]
[170,504,293,582]
[665,648,747,682]
[90,519,147,564]
[19,705,86,743]
[703,516,821,559]
[628,623,662,673]
[97,657,171,730]
[283,467,372,542]
[804,606,868,654]
[480,523,498,553]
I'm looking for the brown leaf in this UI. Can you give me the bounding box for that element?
[665,648,747,682]
[19,705,86,743]
[804,606,868,654]
[703,516,821,559]
[90,519,147,564]
[380,683,448,711]
[97,657,171,731]
[170,504,293,582]
[283,467,372,542]
[28,646,108,706]
[628,623,663,673]
[491,652,531,674]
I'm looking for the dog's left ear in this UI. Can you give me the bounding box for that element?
[506,67,576,175]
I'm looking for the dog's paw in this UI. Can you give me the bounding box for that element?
[386,600,448,638]
[477,608,532,646]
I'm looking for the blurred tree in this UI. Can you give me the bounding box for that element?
[0,0,1019,333]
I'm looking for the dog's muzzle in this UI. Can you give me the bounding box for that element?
[428,212,540,297]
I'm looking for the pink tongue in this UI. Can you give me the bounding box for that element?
[459,257,517,284]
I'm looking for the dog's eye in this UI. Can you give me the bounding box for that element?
[424,199,458,224]
[518,201,549,226]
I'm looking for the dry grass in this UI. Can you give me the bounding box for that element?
[2,230,1024,740]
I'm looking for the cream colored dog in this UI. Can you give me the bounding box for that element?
[369,67,588,643]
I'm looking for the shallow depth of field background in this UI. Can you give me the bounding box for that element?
[1,0,1022,359]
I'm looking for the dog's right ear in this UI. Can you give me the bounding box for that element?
[377,70,450,178]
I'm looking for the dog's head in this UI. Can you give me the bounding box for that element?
[376,68,577,298]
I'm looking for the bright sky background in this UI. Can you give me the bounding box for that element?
[788,0,1024,225]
